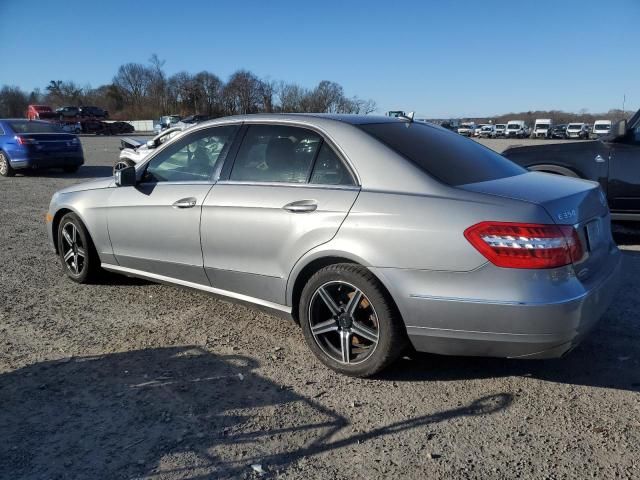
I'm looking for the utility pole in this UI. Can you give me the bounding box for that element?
[623,94,626,115]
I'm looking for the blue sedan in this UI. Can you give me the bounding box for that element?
[0,119,84,177]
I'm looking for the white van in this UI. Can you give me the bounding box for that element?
[457,123,476,137]
[592,120,612,138]
[533,119,553,139]
[505,120,529,138]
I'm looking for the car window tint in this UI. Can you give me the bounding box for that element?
[144,125,238,183]
[359,122,525,186]
[310,143,354,185]
[8,121,63,133]
[230,125,321,183]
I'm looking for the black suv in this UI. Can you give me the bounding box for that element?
[79,106,109,119]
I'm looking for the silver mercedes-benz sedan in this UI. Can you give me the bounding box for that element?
[46,114,621,377]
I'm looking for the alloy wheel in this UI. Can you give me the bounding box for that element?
[308,281,380,365]
[61,222,86,275]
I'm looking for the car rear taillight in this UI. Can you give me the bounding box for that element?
[464,222,583,269]
[15,136,38,145]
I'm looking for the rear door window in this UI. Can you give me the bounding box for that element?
[359,122,525,186]
[230,125,321,183]
[309,143,355,186]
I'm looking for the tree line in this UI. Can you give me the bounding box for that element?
[0,54,376,119]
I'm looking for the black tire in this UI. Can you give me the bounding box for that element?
[57,212,101,283]
[0,151,15,177]
[113,158,135,174]
[299,263,408,377]
[63,166,80,173]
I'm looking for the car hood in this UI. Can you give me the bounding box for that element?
[57,177,114,194]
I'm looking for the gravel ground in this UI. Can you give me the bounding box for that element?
[1,136,639,479]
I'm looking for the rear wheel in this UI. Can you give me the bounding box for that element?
[57,213,101,283]
[0,151,15,177]
[299,264,408,377]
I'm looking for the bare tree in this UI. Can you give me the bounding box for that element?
[0,86,29,117]
[112,63,153,114]
[224,70,263,114]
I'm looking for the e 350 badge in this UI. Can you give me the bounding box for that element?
[557,209,577,221]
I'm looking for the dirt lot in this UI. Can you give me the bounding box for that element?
[1,136,639,479]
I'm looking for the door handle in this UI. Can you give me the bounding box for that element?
[172,197,197,209]
[283,200,318,213]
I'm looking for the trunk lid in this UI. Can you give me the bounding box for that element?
[460,172,606,224]
[21,133,80,153]
[460,171,613,277]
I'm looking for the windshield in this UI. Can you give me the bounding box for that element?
[594,124,610,131]
[459,124,473,129]
[567,124,582,130]
[359,122,525,186]
[495,124,506,129]
[535,124,550,129]
[8,121,64,133]
[507,124,520,130]
[481,126,492,131]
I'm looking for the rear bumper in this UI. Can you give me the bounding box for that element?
[371,246,622,359]
[10,152,84,170]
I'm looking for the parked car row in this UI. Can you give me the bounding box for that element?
[458,119,612,140]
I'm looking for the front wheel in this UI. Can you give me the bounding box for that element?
[299,264,408,377]
[0,151,15,177]
[57,212,101,283]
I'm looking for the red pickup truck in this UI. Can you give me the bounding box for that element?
[26,105,58,121]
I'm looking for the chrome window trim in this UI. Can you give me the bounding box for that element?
[135,117,362,186]
[136,180,215,187]
[216,179,360,191]
[239,121,360,187]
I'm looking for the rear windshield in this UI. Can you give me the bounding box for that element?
[8,121,63,133]
[358,122,525,186]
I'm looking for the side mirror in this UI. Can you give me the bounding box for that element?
[146,140,156,149]
[115,165,136,187]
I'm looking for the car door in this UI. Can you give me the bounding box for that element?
[608,123,640,213]
[200,123,360,305]
[107,124,240,284]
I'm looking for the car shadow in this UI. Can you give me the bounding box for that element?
[0,347,512,479]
